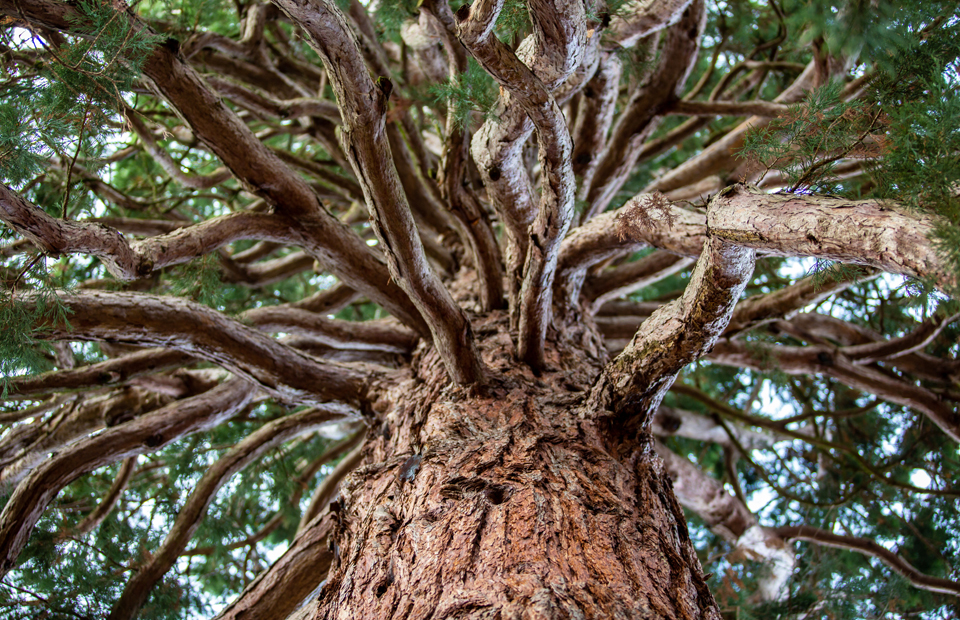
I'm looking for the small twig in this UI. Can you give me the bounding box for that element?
[61,97,91,219]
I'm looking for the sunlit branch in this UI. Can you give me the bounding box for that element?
[709,184,958,293]
[586,236,755,434]
[457,0,582,369]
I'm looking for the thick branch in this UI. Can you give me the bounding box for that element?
[709,185,957,292]
[274,0,485,384]
[457,0,582,369]
[0,0,428,331]
[19,290,370,406]
[586,236,755,434]
[582,0,705,221]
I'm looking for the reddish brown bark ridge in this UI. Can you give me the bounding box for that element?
[315,317,719,619]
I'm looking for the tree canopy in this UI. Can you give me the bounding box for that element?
[1,0,960,618]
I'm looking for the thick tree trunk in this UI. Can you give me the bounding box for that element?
[313,315,719,619]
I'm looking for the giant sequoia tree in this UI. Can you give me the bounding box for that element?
[1,0,960,617]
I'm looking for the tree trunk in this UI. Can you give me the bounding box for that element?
[315,315,719,619]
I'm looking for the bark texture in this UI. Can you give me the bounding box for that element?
[314,317,720,619]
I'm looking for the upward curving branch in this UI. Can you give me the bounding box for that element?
[0,0,428,333]
[0,378,257,577]
[273,0,485,385]
[586,233,756,437]
[457,0,581,370]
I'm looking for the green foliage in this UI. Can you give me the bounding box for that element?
[741,81,883,194]
[429,57,499,129]
[167,254,225,308]
[0,261,71,397]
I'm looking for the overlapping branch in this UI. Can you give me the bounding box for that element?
[0,378,257,577]
[273,0,485,384]
[18,290,370,406]
[457,0,583,369]
[108,406,352,620]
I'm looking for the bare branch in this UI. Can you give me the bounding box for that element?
[724,264,879,337]
[298,434,366,531]
[582,251,695,314]
[7,348,193,398]
[645,62,817,193]
[776,525,960,597]
[709,339,960,443]
[244,307,418,352]
[709,184,957,292]
[668,98,789,118]
[608,0,695,48]
[0,0,428,331]
[0,182,300,280]
[19,290,370,407]
[586,236,755,432]
[457,0,583,369]
[656,441,794,602]
[72,456,137,536]
[274,0,485,384]
[0,378,257,577]
[213,512,335,620]
[582,0,705,221]
[108,406,351,620]
[841,311,960,365]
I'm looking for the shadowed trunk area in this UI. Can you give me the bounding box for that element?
[315,315,719,619]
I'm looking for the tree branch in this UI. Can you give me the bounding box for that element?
[273,0,485,384]
[457,0,582,369]
[108,406,351,620]
[709,185,957,292]
[213,512,336,620]
[776,525,960,597]
[19,290,370,407]
[708,339,960,443]
[586,235,755,434]
[0,378,257,577]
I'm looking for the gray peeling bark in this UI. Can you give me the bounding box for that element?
[311,316,720,619]
[709,184,956,292]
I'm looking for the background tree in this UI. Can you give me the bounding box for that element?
[1,0,959,618]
